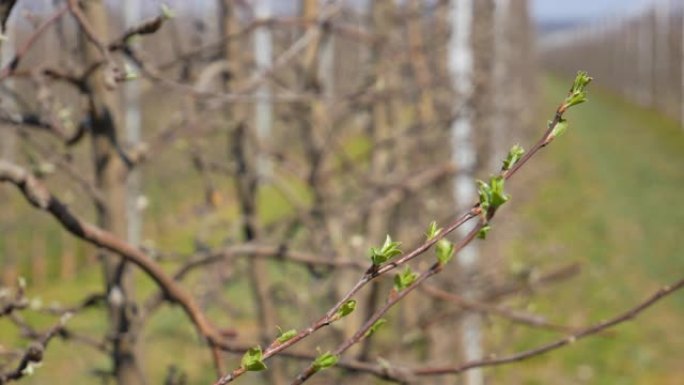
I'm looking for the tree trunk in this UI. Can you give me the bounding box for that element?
[81,1,144,384]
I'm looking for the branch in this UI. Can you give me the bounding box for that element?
[0,0,17,35]
[0,4,69,81]
[0,161,224,348]
[242,73,593,384]
[0,313,72,384]
[66,0,110,64]
[420,284,574,332]
[412,276,684,377]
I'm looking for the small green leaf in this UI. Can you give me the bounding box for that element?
[370,235,402,265]
[435,239,455,265]
[489,176,509,209]
[550,118,569,139]
[312,352,338,372]
[477,224,491,239]
[425,221,441,241]
[336,299,357,319]
[502,144,525,171]
[241,346,267,371]
[477,180,492,213]
[394,266,418,291]
[563,71,593,109]
[276,328,297,344]
[364,318,387,338]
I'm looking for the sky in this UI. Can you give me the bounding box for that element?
[532,0,656,22]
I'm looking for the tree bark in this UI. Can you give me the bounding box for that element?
[81,1,144,384]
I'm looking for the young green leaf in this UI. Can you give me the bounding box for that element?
[477,224,491,240]
[425,221,441,241]
[502,144,525,171]
[276,328,297,344]
[478,176,509,214]
[394,266,418,291]
[241,346,267,371]
[364,318,387,338]
[312,352,338,372]
[563,71,593,109]
[435,239,455,265]
[550,118,569,139]
[370,235,402,265]
[477,180,492,213]
[489,176,509,209]
[336,299,357,319]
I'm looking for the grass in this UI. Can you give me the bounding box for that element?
[490,75,684,385]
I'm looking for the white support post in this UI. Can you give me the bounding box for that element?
[449,1,483,384]
[254,0,273,176]
[124,0,142,246]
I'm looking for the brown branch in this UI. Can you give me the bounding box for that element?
[139,243,364,324]
[0,3,69,80]
[0,160,224,348]
[218,75,592,384]
[108,13,168,51]
[66,0,111,64]
[276,274,684,384]
[0,281,27,317]
[420,284,573,332]
[0,313,71,384]
[412,276,684,377]
[289,223,482,385]
[484,262,582,302]
[0,0,17,35]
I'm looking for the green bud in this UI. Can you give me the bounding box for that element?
[435,239,455,265]
[241,346,267,371]
[364,318,387,338]
[336,299,357,319]
[276,328,297,344]
[370,235,402,265]
[477,224,491,239]
[502,144,525,171]
[394,266,418,291]
[425,221,441,241]
[312,352,338,372]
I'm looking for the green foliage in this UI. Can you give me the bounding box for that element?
[477,224,491,240]
[563,71,593,110]
[550,118,569,139]
[370,235,402,265]
[503,144,525,171]
[435,239,455,265]
[336,300,357,319]
[478,176,510,214]
[241,346,267,372]
[276,327,297,344]
[364,319,387,338]
[394,266,418,291]
[425,221,441,241]
[312,352,338,372]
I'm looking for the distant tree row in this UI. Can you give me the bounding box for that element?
[542,0,684,125]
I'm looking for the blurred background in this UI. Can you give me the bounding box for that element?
[0,0,683,384]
